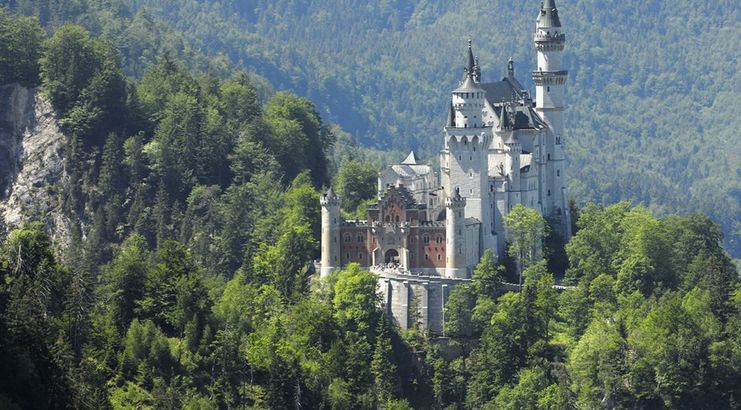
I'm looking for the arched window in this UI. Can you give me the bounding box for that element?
[344,235,351,242]
[423,235,430,244]
[437,254,442,261]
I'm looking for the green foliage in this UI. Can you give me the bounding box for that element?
[41,24,129,144]
[0,8,44,86]
[334,160,378,215]
[0,3,739,407]
[264,91,333,187]
[504,204,546,278]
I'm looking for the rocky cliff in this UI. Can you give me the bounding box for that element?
[0,83,71,248]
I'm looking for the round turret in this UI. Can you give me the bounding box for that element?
[445,188,467,279]
[320,188,341,277]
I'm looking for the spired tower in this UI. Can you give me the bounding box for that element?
[533,0,571,236]
[320,188,341,277]
[441,40,496,257]
[445,188,467,279]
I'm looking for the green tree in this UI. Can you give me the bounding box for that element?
[264,92,332,187]
[334,160,377,216]
[472,249,504,299]
[0,9,44,86]
[372,314,398,402]
[504,204,546,284]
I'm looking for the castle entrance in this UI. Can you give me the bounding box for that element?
[384,249,400,264]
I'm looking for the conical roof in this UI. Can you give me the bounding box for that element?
[537,0,561,28]
[454,75,482,93]
[401,151,419,165]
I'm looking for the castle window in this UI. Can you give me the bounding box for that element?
[547,154,551,160]
[458,156,462,161]
[437,254,442,261]
[557,170,560,177]
[358,252,363,259]
[345,235,351,242]
[547,86,550,92]
[556,136,561,144]
[395,216,400,223]
[424,254,429,260]
[358,235,364,242]
[423,235,430,244]
[346,253,350,259]
[458,248,462,255]
[548,190,551,196]
[436,236,443,244]
[385,215,390,223]
[473,147,476,152]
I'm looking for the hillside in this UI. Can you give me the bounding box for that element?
[10,0,738,256]
[0,5,739,409]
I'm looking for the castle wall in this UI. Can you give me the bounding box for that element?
[339,225,371,267]
[377,270,464,335]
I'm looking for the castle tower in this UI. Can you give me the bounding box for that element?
[441,40,496,255]
[445,188,467,278]
[320,188,341,277]
[533,0,570,236]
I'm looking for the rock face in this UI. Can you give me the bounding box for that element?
[0,83,70,247]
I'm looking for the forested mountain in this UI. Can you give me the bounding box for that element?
[5,0,737,256]
[0,2,739,409]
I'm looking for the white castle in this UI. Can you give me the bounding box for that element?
[321,0,571,332]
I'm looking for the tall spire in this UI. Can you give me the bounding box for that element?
[537,0,561,28]
[466,39,475,76]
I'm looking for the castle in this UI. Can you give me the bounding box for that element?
[321,0,570,333]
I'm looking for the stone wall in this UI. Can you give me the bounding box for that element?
[377,269,470,335]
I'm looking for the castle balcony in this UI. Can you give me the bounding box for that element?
[341,220,369,227]
[532,70,568,86]
[534,32,565,43]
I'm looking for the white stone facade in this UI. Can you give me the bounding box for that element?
[320,0,572,332]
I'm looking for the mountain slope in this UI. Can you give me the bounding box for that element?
[8,0,740,256]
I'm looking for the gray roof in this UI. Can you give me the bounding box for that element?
[481,77,527,104]
[390,164,432,178]
[454,75,482,93]
[537,0,562,28]
[402,151,419,165]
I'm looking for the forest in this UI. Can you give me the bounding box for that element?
[4,0,737,258]
[0,4,739,410]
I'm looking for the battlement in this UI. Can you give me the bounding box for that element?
[320,193,341,207]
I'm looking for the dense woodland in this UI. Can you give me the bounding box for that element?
[3,0,737,257]
[0,5,740,410]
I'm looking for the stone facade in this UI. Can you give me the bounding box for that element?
[320,0,571,333]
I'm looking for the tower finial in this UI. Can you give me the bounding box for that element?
[466,39,475,77]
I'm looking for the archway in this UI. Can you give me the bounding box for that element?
[384,249,400,264]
